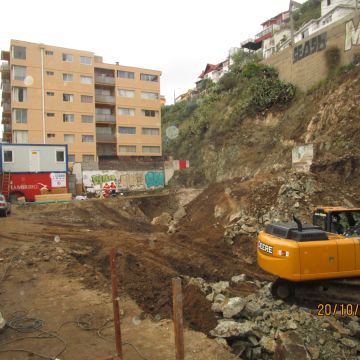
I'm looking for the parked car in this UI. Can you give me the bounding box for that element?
[0,194,11,217]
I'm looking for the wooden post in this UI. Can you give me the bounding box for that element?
[110,248,123,359]
[172,277,184,360]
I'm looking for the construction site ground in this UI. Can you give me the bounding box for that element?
[0,189,265,360]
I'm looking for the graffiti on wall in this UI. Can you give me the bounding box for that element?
[345,20,360,51]
[293,33,327,63]
[145,171,165,189]
[91,174,116,185]
[83,170,165,191]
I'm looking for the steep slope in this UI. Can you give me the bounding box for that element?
[162,63,360,185]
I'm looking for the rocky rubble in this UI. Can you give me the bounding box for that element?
[187,275,360,360]
[151,206,187,234]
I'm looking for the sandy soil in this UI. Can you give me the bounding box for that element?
[0,193,260,360]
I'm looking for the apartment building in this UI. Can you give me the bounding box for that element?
[1,40,162,164]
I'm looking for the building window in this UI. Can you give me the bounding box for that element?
[142,127,160,135]
[80,56,92,65]
[118,89,135,98]
[140,73,158,82]
[68,154,76,162]
[142,146,160,154]
[82,135,94,142]
[118,108,135,116]
[81,115,93,123]
[63,113,75,123]
[141,91,159,100]
[118,126,136,134]
[47,112,55,117]
[13,108,27,124]
[12,46,26,60]
[63,93,74,102]
[46,71,54,76]
[12,65,27,81]
[13,130,28,144]
[47,133,55,138]
[64,134,75,143]
[56,150,65,162]
[63,73,73,82]
[13,87,27,102]
[142,109,159,117]
[47,91,55,96]
[3,150,13,162]
[119,145,136,153]
[80,75,93,84]
[45,50,54,55]
[81,95,93,103]
[62,53,73,62]
[117,70,134,79]
[82,154,95,162]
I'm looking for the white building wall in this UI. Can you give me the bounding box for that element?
[321,0,355,16]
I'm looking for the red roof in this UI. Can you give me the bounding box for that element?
[261,11,289,27]
[198,63,224,79]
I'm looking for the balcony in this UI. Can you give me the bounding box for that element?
[1,51,10,61]
[95,75,115,85]
[96,114,116,123]
[255,26,274,43]
[95,94,115,104]
[2,102,10,113]
[1,82,10,93]
[96,133,116,143]
[3,124,11,133]
[2,116,11,124]
[0,62,9,72]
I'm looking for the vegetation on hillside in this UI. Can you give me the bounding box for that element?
[293,0,321,30]
[162,53,296,167]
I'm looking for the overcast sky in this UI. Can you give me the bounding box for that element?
[0,0,306,135]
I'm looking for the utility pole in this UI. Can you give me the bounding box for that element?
[289,0,295,47]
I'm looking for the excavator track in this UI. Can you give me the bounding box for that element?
[272,278,360,305]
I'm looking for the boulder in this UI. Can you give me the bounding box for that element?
[231,274,246,283]
[210,320,258,338]
[151,212,172,226]
[222,297,246,318]
[340,338,358,348]
[275,331,311,360]
[211,281,229,294]
[260,336,276,353]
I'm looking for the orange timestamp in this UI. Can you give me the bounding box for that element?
[317,303,359,317]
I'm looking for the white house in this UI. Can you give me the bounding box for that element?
[284,0,357,47]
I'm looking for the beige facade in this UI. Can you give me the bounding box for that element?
[1,40,162,163]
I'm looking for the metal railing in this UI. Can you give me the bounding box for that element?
[96,133,116,142]
[96,114,116,123]
[95,95,115,104]
[95,75,115,85]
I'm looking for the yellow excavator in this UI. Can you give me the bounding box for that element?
[257,207,360,301]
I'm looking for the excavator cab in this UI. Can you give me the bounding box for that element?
[312,207,360,236]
